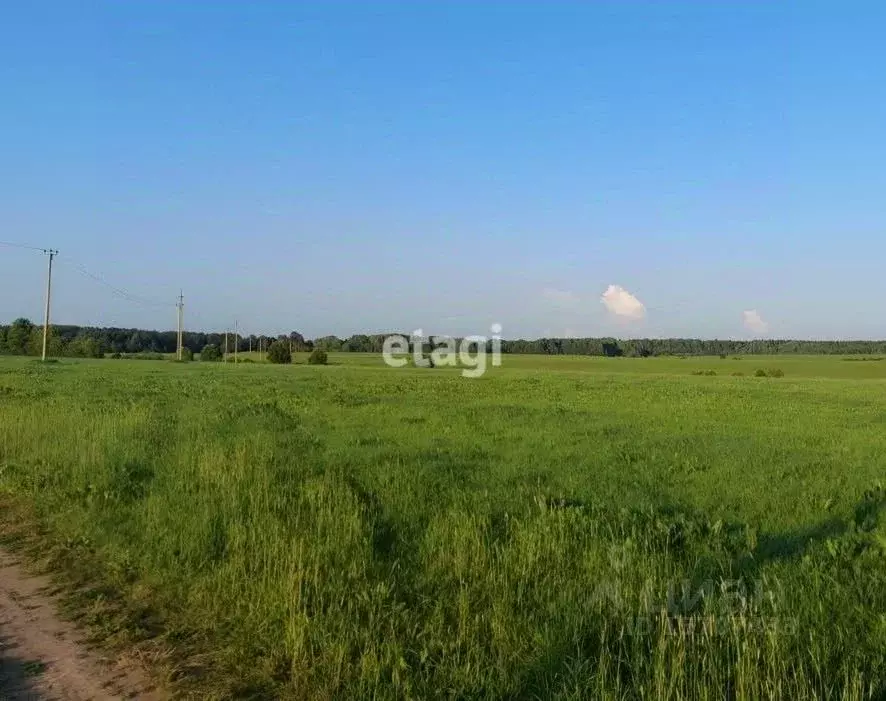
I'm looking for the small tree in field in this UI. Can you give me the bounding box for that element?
[267,340,292,364]
[6,318,33,355]
[308,348,328,365]
[201,344,222,361]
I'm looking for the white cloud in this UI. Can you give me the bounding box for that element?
[742,309,769,334]
[600,284,646,321]
[542,287,580,308]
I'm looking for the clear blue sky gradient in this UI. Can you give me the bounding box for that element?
[1,1,884,339]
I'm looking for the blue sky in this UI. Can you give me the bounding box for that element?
[1,1,883,339]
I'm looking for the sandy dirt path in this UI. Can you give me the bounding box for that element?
[0,550,164,700]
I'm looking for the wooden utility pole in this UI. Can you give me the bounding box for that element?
[176,291,184,360]
[41,249,58,362]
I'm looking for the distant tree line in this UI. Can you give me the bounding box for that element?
[277,333,886,357]
[0,319,310,358]
[2,318,885,358]
[496,337,886,357]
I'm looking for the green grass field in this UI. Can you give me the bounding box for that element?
[1,354,885,699]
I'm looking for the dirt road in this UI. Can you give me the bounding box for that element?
[0,550,163,700]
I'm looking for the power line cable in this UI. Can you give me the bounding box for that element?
[55,256,175,309]
[0,240,52,253]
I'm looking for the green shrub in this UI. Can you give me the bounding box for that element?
[308,348,328,365]
[754,368,784,378]
[200,344,222,362]
[266,340,292,364]
[125,353,164,361]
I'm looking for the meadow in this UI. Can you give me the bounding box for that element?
[0,353,885,699]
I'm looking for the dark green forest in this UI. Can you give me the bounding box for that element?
[2,318,885,358]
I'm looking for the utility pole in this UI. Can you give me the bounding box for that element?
[41,249,58,362]
[176,291,184,360]
[249,337,252,354]
[234,321,238,364]
[224,330,228,363]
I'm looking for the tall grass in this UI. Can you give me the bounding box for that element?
[0,357,884,698]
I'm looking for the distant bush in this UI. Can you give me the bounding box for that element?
[180,348,193,362]
[110,352,122,359]
[731,371,744,377]
[237,358,254,364]
[308,348,328,365]
[66,336,105,358]
[691,370,717,376]
[754,368,785,378]
[200,344,222,362]
[719,354,727,359]
[267,340,292,364]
